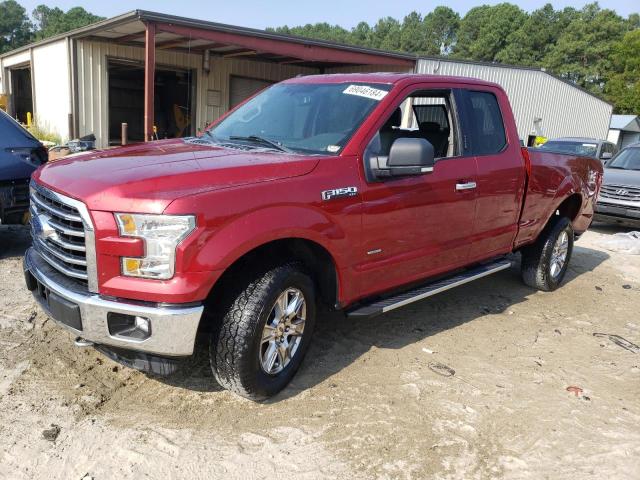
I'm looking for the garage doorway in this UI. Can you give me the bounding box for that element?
[10,66,33,124]
[107,60,196,145]
[229,75,274,109]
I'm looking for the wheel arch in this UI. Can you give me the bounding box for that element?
[554,192,583,224]
[204,237,341,313]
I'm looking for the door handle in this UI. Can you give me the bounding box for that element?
[456,181,477,191]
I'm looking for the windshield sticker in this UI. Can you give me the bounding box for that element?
[327,145,340,153]
[343,85,388,101]
[582,144,597,148]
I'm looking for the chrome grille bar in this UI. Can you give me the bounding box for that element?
[36,238,87,266]
[29,182,98,292]
[31,190,83,222]
[599,184,640,201]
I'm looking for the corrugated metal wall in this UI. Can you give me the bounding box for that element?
[415,58,613,141]
[76,40,318,147]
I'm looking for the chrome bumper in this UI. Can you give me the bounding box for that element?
[23,247,203,356]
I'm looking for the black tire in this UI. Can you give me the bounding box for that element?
[210,263,316,400]
[521,216,574,291]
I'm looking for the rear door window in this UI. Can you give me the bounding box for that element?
[464,91,507,156]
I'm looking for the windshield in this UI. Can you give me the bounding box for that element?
[206,82,391,155]
[607,147,640,170]
[537,140,598,157]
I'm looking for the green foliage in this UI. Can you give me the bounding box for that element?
[454,3,527,62]
[269,2,639,114]
[32,5,103,40]
[423,7,460,55]
[0,2,102,53]
[27,122,62,144]
[604,29,640,114]
[543,4,626,95]
[495,4,577,66]
[0,0,32,53]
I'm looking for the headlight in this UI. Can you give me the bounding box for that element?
[115,213,196,280]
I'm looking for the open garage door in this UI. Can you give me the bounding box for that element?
[108,60,196,145]
[229,76,274,109]
[10,66,33,125]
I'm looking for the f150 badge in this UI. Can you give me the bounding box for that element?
[321,186,358,201]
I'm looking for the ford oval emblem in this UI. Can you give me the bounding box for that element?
[31,213,56,242]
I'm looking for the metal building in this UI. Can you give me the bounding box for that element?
[416,57,613,142]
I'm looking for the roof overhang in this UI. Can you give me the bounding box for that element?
[2,10,416,69]
[609,115,640,133]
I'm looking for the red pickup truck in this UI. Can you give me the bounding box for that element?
[24,73,602,399]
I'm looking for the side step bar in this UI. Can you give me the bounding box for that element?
[346,259,513,318]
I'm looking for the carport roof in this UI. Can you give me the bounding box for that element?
[0,10,416,68]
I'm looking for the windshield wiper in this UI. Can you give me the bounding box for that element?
[229,135,291,153]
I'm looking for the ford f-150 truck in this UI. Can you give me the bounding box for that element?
[23,73,602,400]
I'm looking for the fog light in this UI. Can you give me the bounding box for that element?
[107,313,152,340]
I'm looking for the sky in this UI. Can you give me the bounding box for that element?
[17,0,638,29]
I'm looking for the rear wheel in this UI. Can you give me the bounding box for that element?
[209,263,316,400]
[521,216,574,291]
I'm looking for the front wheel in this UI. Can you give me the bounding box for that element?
[521,216,574,291]
[210,263,316,400]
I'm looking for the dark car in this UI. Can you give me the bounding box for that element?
[595,143,640,227]
[0,109,48,224]
[537,137,618,163]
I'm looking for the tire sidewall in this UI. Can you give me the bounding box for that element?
[542,218,574,290]
[248,268,317,398]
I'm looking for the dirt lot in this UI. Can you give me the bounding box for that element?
[1,224,639,480]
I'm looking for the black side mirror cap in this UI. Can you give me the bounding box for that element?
[374,137,435,177]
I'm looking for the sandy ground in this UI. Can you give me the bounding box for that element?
[1,224,639,480]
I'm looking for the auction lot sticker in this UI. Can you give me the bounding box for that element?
[343,85,388,101]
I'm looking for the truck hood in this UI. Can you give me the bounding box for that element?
[34,139,320,213]
[603,168,640,187]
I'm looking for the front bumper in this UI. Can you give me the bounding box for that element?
[23,247,204,356]
[594,201,640,228]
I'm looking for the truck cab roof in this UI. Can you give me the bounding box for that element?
[284,72,503,90]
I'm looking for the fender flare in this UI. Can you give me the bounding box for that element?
[191,204,347,295]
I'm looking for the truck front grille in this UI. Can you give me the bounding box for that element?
[599,184,640,202]
[29,184,92,288]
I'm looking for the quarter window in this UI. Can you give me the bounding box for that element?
[466,91,506,155]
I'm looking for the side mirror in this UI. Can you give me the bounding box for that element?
[371,138,435,178]
[601,152,613,160]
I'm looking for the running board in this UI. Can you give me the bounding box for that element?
[346,259,512,318]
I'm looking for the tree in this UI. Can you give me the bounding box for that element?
[370,17,402,51]
[268,23,351,44]
[543,3,626,95]
[422,6,460,56]
[454,3,527,62]
[0,0,31,53]
[32,5,103,40]
[351,21,372,47]
[399,11,426,54]
[605,29,640,113]
[495,5,577,66]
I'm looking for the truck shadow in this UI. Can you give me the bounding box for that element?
[158,244,609,397]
